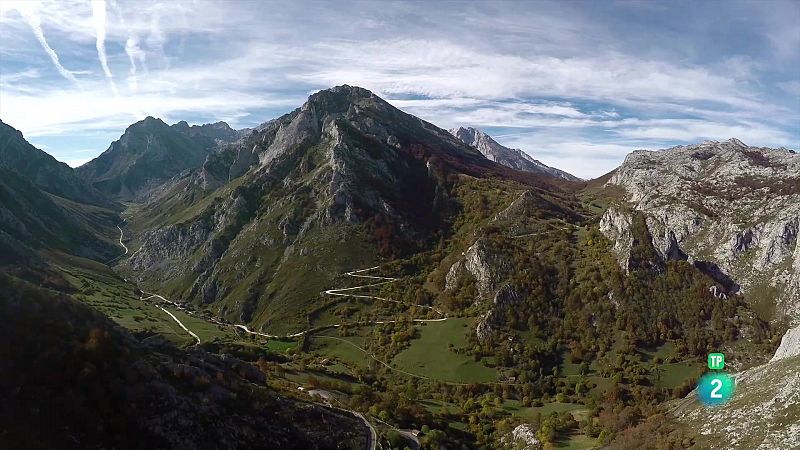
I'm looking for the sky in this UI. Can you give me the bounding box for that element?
[0,0,798,178]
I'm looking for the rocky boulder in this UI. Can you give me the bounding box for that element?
[500,424,542,450]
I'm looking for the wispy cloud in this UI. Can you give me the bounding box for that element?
[3,1,80,86]
[91,0,118,96]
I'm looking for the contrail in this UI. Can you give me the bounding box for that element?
[91,0,119,97]
[14,5,79,86]
[109,0,145,91]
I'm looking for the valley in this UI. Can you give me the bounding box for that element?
[1,86,797,450]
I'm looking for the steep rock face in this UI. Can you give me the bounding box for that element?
[77,117,240,200]
[129,220,213,278]
[598,139,800,322]
[450,126,579,181]
[770,324,800,362]
[0,120,114,208]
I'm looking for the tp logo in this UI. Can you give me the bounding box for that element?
[708,353,724,370]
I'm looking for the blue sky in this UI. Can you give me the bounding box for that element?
[0,0,798,178]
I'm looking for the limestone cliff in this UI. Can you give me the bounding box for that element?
[598,139,800,323]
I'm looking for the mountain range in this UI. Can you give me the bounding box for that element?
[450,126,580,181]
[1,85,798,450]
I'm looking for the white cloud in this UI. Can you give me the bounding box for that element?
[285,39,768,113]
[0,85,294,137]
[0,0,797,179]
[610,119,795,145]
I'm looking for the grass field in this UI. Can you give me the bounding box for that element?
[392,318,497,383]
[310,331,370,369]
[166,308,229,340]
[52,251,296,352]
[553,431,599,450]
[420,399,461,415]
[638,342,676,362]
[654,359,704,388]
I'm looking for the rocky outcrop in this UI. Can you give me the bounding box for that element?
[476,284,521,341]
[599,139,800,322]
[450,126,579,181]
[445,238,509,300]
[500,424,542,450]
[129,220,212,279]
[599,208,634,267]
[770,324,800,362]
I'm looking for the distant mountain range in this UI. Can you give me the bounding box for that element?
[450,126,580,181]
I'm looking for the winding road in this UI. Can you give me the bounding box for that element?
[117,224,129,254]
[229,266,447,339]
[140,293,201,345]
[324,267,447,323]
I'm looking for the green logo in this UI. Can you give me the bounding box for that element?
[708,353,725,370]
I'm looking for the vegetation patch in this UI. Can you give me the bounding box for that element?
[392,318,497,383]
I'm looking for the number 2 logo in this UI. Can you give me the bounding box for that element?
[710,378,723,399]
[698,372,732,405]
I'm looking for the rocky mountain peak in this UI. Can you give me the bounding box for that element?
[449,126,579,181]
[0,120,24,139]
[726,137,746,147]
[301,85,383,116]
[170,120,240,143]
[138,115,168,128]
[450,126,484,147]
